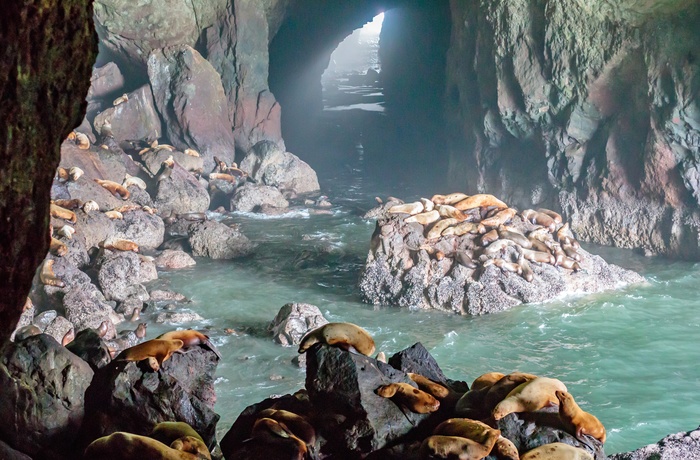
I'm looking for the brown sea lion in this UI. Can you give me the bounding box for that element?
[388,202,424,215]
[83,200,100,213]
[50,237,68,256]
[471,372,506,392]
[375,382,440,414]
[52,198,83,210]
[486,258,522,275]
[433,418,501,447]
[454,386,492,419]
[484,372,539,412]
[455,250,478,269]
[75,132,90,149]
[481,208,517,228]
[436,204,467,221]
[50,203,77,223]
[84,431,205,460]
[520,442,593,460]
[519,255,534,282]
[454,194,508,211]
[40,259,65,288]
[519,247,555,265]
[556,391,606,443]
[431,192,469,205]
[561,243,581,262]
[427,218,459,239]
[69,166,84,181]
[494,435,520,460]
[184,148,200,157]
[521,210,556,232]
[405,210,441,226]
[556,223,580,248]
[62,328,75,346]
[123,175,148,190]
[480,229,499,246]
[156,329,222,359]
[101,238,139,252]
[537,208,563,224]
[408,373,450,399]
[559,257,582,271]
[150,422,211,460]
[442,221,483,236]
[55,167,70,181]
[498,226,532,248]
[57,225,75,239]
[492,377,568,420]
[113,93,128,106]
[94,178,130,200]
[298,322,375,356]
[258,409,316,446]
[420,197,435,211]
[96,320,109,338]
[104,210,124,220]
[419,435,493,460]
[115,339,184,371]
[251,417,308,458]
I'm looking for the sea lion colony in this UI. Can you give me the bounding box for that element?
[225,322,604,459]
[384,192,583,280]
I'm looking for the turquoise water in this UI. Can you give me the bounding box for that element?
[151,168,700,455]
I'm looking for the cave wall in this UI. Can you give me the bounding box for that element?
[445,0,700,258]
[0,0,97,345]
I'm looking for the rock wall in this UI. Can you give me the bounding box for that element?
[0,0,97,346]
[445,0,700,258]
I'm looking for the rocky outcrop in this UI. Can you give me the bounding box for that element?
[154,249,196,269]
[0,334,94,458]
[609,425,700,460]
[111,209,165,250]
[230,183,289,212]
[188,220,255,259]
[268,303,328,346]
[154,162,210,215]
[93,84,161,143]
[97,251,151,302]
[241,140,320,196]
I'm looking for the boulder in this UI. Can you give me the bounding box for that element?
[112,210,165,250]
[81,345,219,450]
[93,84,162,143]
[188,220,255,259]
[43,315,74,345]
[240,140,320,196]
[141,148,204,176]
[230,183,289,212]
[97,251,151,302]
[305,344,431,455]
[154,162,210,215]
[73,208,116,251]
[87,61,125,101]
[59,139,128,185]
[66,328,112,371]
[0,334,94,458]
[268,303,328,347]
[33,310,58,332]
[63,287,118,341]
[608,425,700,460]
[154,249,196,269]
[388,342,449,386]
[147,44,236,172]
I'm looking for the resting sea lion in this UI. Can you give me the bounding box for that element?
[555,390,606,443]
[498,227,532,248]
[521,210,556,232]
[454,386,491,419]
[454,194,508,211]
[50,203,77,223]
[559,257,581,271]
[520,442,593,460]
[376,351,387,363]
[55,167,69,181]
[471,372,506,392]
[94,179,130,200]
[431,192,469,205]
[150,421,210,459]
[57,225,75,239]
[436,204,467,221]
[104,210,124,220]
[40,259,65,288]
[375,382,440,414]
[519,247,555,265]
[123,174,148,190]
[492,377,568,420]
[50,237,68,256]
[480,229,499,246]
[519,255,534,282]
[84,431,205,460]
[419,435,493,460]
[433,418,501,449]
[405,210,441,226]
[484,372,539,412]
[62,328,75,346]
[83,200,100,213]
[427,218,459,239]
[562,243,581,261]
[258,409,316,446]
[156,329,222,359]
[442,221,483,236]
[52,198,82,210]
[251,417,308,457]
[388,202,424,215]
[115,339,184,371]
[556,223,580,248]
[184,148,200,157]
[408,373,450,399]
[537,208,563,224]
[494,436,519,460]
[481,208,517,228]
[69,166,84,181]
[420,197,435,211]
[485,258,521,275]
[298,322,375,356]
[101,238,139,252]
[454,250,478,269]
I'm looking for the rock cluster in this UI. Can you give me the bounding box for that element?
[222,338,605,459]
[360,193,644,313]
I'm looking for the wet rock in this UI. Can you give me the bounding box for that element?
[93,84,161,143]
[138,255,159,283]
[154,249,196,269]
[608,425,700,460]
[149,289,187,302]
[112,209,165,250]
[66,328,112,371]
[116,295,145,318]
[147,44,236,171]
[240,140,320,196]
[81,345,219,449]
[154,162,210,215]
[388,342,449,386]
[155,311,204,324]
[97,251,152,302]
[497,409,605,460]
[0,334,94,459]
[268,303,328,346]
[188,220,255,259]
[305,344,431,455]
[230,183,289,212]
[33,310,58,332]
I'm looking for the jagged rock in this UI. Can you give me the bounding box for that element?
[388,342,449,386]
[81,345,219,450]
[240,140,320,197]
[154,249,196,269]
[497,410,605,460]
[268,303,328,346]
[93,84,161,143]
[66,328,112,371]
[87,61,125,102]
[97,251,151,303]
[111,210,165,250]
[608,425,700,460]
[305,344,431,455]
[33,310,58,332]
[0,334,94,458]
[147,44,236,172]
[230,183,289,212]
[188,220,255,259]
[10,301,35,341]
[64,288,118,341]
[44,315,74,344]
[154,162,210,215]
[59,139,128,185]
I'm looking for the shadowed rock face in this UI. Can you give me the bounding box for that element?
[0,0,97,346]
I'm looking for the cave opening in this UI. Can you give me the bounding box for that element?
[269,1,451,193]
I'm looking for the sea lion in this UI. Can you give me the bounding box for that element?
[388,202,424,215]
[150,422,210,459]
[405,210,441,226]
[492,377,568,420]
[50,203,77,223]
[52,198,82,210]
[480,229,499,246]
[96,320,109,338]
[471,372,506,392]
[208,173,238,184]
[427,218,459,239]
[115,338,184,371]
[519,247,555,265]
[481,239,515,258]
[555,391,606,443]
[177,212,207,222]
[14,324,42,341]
[484,372,539,412]
[376,351,387,363]
[94,179,130,200]
[184,148,200,157]
[520,442,593,460]
[130,307,141,322]
[375,382,440,414]
[113,93,128,106]
[114,204,142,213]
[561,243,581,261]
[69,166,84,181]
[135,322,147,338]
[454,250,478,269]
[50,237,68,256]
[481,208,517,228]
[485,258,521,275]
[104,210,124,220]
[431,192,469,205]
[83,200,100,213]
[454,194,508,211]
[57,225,75,239]
[101,238,139,252]
[442,221,483,236]
[156,329,222,359]
[537,208,563,224]
[556,223,580,248]
[454,386,491,419]
[298,322,375,356]
[56,167,69,181]
[420,197,435,212]
[494,436,520,460]
[170,436,211,460]
[251,418,308,459]
[62,328,75,346]
[408,373,450,399]
[419,435,493,460]
[527,236,551,253]
[436,204,467,221]
[40,259,65,288]
[559,257,582,271]
[498,227,532,248]
[142,206,158,215]
[521,210,556,232]
[518,255,534,282]
[123,174,148,190]
[74,131,90,149]
[84,431,205,460]
[433,418,501,450]
[258,409,316,446]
